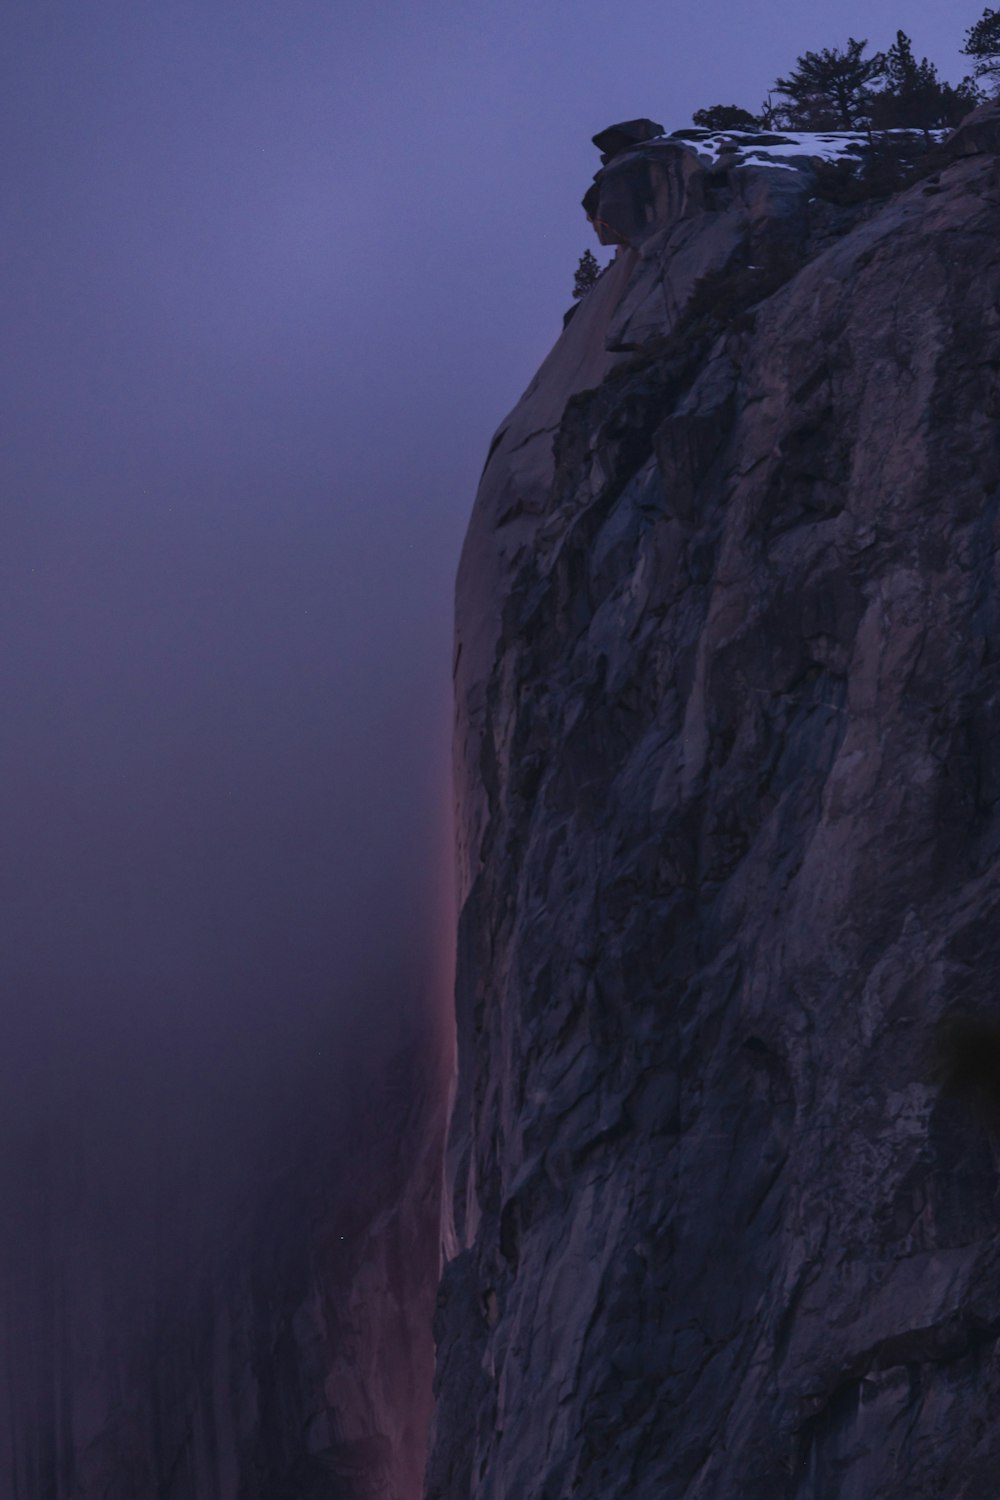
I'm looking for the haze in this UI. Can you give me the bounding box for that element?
[1,0,975,1241]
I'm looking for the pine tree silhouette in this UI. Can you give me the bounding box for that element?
[773,37,886,128]
[691,105,762,130]
[963,7,1000,84]
[572,249,603,300]
[872,32,981,131]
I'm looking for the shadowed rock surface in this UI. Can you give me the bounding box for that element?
[429,110,1000,1498]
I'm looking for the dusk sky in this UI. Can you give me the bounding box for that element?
[0,0,978,1168]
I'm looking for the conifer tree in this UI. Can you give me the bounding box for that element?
[773,38,886,129]
[873,32,945,131]
[572,249,602,300]
[872,31,982,130]
[885,31,937,104]
[962,7,1000,85]
[691,105,762,130]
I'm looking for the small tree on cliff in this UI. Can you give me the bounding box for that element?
[963,7,1000,86]
[573,249,602,300]
[874,31,941,129]
[691,104,762,130]
[773,37,886,128]
[870,31,981,131]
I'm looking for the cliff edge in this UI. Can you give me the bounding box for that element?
[431,105,1000,1498]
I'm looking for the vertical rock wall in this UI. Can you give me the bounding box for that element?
[429,111,1000,1498]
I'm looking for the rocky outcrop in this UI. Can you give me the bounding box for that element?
[430,111,1000,1498]
[946,98,1000,157]
[591,119,665,165]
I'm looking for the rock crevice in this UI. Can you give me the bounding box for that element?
[431,106,1000,1499]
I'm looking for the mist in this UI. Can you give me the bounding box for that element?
[0,1,981,1489]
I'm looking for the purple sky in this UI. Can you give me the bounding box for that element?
[0,1,979,1157]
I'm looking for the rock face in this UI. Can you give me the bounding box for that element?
[592,119,665,165]
[0,1034,446,1500]
[430,113,1000,1498]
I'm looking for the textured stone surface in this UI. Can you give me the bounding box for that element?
[946,99,1000,158]
[583,138,710,247]
[431,108,1000,1498]
[592,119,666,165]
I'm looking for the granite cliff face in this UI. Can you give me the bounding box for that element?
[430,106,1000,1498]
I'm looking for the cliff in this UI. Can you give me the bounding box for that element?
[430,106,1000,1498]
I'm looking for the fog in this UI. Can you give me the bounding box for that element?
[1,0,976,1332]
